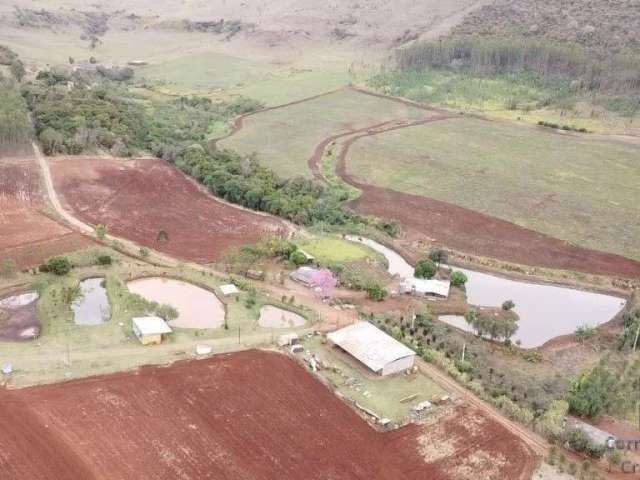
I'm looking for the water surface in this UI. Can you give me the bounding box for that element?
[72,278,110,326]
[258,305,305,328]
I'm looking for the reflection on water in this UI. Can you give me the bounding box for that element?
[72,278,110,326]
[346,236,626,348]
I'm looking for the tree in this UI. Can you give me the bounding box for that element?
[428,248,448,266]
[365,282,387,301]
[39,256,72,275]
[502,300,516,311]
[415,258,437,279]
[39,127,64,155]
[568,365,616,418]
[10,60,25,81]
[157,230,169,244]
[450,271,467,286]
[0,258,17,278]
[96,254,112,266]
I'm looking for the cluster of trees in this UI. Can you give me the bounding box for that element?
[176,146,360,227]
[396,36,640,96]
[39,256,72,275]
[464,308,519,342]
[0,47,31,155]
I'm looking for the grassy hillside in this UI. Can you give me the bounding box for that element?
[346,117,640,261]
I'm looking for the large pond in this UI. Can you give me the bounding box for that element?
[0,292,40,340]
[127,278,225,329]
[346,236,626,348]
[72,278,110,326]
[258,305,305,328]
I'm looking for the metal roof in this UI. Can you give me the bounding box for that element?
[220,284,240,296]
[400,278,451,297]
[327,322,415,373]
[132,316,173,335]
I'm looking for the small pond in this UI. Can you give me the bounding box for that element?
[72,278,110,326]
[127,278,225,329]
[346,237,626,348]
[258,305,305,328]
[0,291,40,341]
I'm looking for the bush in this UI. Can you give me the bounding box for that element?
[289,250,308,266]
[568,365,616,418]
[39,256,72,275]
[450,271,467,286]
[365,282,387,301]
[428,248,449,265]
[155,304,178,321]
[575,324,597,343]
[96,254,112,266]
[502,300,515,311]
[563,428,605,458]
[415,258,437,279]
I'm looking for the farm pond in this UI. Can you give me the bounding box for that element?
[0,292,40,341]
[72,278,110,326]
[127,278,225,329]
[346,236,626,348]
[258,306,306,328]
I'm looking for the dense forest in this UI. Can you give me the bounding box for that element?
[0,46,31,156]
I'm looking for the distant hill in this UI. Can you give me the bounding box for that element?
[454,0,640,55]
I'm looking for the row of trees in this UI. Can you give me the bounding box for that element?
[464,308,519,342]
[0,47,31,155]
[396,36,640,95]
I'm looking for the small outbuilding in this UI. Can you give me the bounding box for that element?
[327,322,416,376]
[132,316,172,345]
[399,278,450,298]
[219,284,240,296]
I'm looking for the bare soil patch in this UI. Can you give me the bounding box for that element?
[49,156,286,263]
[336,127,640,278]
[0,350,535,480]
[0,157,93,268]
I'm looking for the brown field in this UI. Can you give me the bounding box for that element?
[48,156,286,263]
[0,350,535,480]
[0,157,93,268]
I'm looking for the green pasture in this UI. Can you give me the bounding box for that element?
[346,117,640,261]
[219,88,428,179]
[299,237,377,263]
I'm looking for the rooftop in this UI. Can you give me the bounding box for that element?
[132,316,173,336]
[400,278,450,297]
[327,322,415,373]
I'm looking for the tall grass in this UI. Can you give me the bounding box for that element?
[397,36,640,95]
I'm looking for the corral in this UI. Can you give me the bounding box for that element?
[218,87,431,179]
[0,350,536,480]
[48,156,286,263]
[0,157,93,268]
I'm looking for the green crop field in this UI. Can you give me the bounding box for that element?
[346,117,640,261]
[219,88,429,179]
[299,237,378,263]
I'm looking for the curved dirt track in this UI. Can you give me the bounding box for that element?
[334,123,640,278]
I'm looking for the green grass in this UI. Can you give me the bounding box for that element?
[219,88,428,178]
[299,237,377,263]
[303,336,446,422]
[346,117,640,261]
[1,248,314,387]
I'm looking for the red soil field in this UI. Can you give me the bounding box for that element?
[0,350,535,480]
[0,157,93,268]
[49,156,286,263]
[337,131,640,279]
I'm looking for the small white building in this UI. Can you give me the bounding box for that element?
[399,278,450,298]
[219,284,240,296]
[132,316,172,345]
[327,322,416,376]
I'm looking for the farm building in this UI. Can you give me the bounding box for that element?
[219,284,240,296]
[132,316,172,345]
[399,278,450,298]
[289,267,338,297]
[327,322,416,376]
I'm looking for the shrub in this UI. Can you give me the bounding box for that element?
[365,282,387,301]
[568,365,616,418]
[575,324,597,343]
[155,304,178,321]
[289,250,308,266]
[95,224,107,239]
[450,271,467,286]
[502,300,515,311]
[563,428,605,458]
[96,254,112,266]
[428,248,449,265]
[39,256,72,275]
[415,258,437,279]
